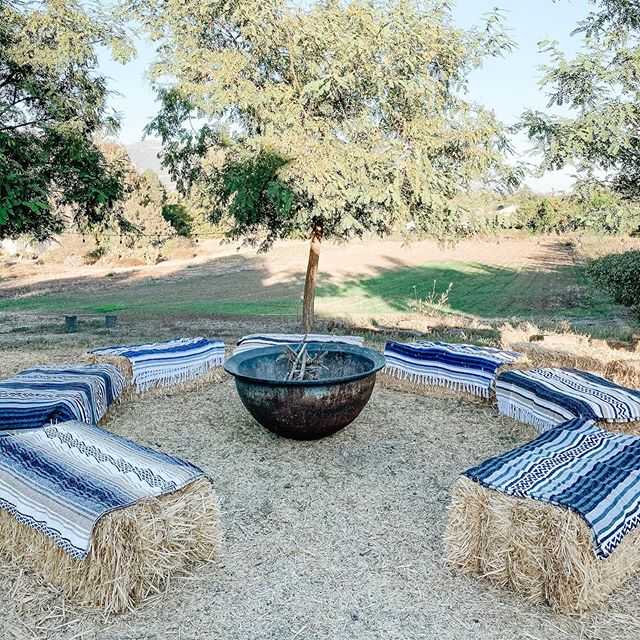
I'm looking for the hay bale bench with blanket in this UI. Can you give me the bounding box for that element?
[496,367,640,434]
[0,420,219,613]
[382,340,522,399]
[90,337,226,395]
[445,418,640,612]
[233,333,364,355]
[0,364,126,430]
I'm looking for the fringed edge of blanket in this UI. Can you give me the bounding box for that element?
[133,355,226,394]
[383,364,492,398]
[444,476,640,613]
[496,398,563,433]
[0,477,220,617]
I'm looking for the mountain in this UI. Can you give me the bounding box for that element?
[126,139,174,188]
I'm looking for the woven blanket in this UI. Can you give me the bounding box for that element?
[0,420,205,558]
[91,337,225,392]
[383,340,521,397]
[463,417,640,559]
[496,368,640,433]
[0,364,126,431]
[234,333,364,355]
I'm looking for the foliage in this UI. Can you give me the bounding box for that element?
[0,0,134,240]
[88,142,178,262]
[520,0,640,200]
[463,186,640,236]
[587,250,640,308]
[127,0,521,250]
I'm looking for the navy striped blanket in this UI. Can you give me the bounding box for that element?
[496,368,640,433]
[384,340,521,397]
[463,417,640,559]
[0,420,205,558]
[0,364,126,431]
[234,333,364,355]
[91,337,225,393]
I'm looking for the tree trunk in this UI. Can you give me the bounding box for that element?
[301,223,323,333]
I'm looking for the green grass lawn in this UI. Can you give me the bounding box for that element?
[1,258,626,327]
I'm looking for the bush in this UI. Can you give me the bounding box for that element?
[83,245,107,265]
[587,250,640,308]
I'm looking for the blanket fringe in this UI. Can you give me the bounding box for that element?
[383,364,490,398]
[496,398,561,433]
[134,356,225,393]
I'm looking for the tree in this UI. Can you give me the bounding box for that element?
[92,140,177,260]
[0,0,133,240]
[521,0,640,201]
[129,0,519,331]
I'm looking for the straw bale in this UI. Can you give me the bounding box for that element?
[0,477,219,615]
[444,477,640,613]
[501,325,640,390]
[87,354,226,399]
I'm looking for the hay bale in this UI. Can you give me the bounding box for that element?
[444,477,640,613]
[87,354,226,399]
[0,477,220,614]
[501,325,640,391]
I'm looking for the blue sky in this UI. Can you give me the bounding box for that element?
[99,0,593,192]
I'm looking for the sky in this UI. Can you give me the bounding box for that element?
[98,0,594,192]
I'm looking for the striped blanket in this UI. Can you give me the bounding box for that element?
[0,420,205,558]
[91,337,225,392]
[234,333,364,355]
[463,417,640,559]
[384,340,521,397]
[0,364,126,431]
[496,368,640,433]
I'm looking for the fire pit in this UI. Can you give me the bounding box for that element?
[224,342,386,440]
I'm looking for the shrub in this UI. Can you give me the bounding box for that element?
[83,245,107,265]
[587,250,640,308]
[162,203,192,237]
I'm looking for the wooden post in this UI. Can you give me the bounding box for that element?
[301,223,322,333]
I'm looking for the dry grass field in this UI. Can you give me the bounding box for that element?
[1,236,635,338]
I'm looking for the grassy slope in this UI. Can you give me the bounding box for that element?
[1,258,623,324]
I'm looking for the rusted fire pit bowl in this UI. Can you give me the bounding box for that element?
[224,343,386,440]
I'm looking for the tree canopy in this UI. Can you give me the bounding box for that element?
[129,0,520,245]
[521,0,640,199]
[0,0,133,240]
[128,0,519,328]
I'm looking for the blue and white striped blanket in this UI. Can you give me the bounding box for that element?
[0,364,126,431]
[0,420,205,558]
[91,337,225,393]
[463,418,640,559]
[234,333,364,355]
[384,340,521,397]
[496,368,640,433]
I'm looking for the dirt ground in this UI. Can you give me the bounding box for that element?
[2,317,640,640]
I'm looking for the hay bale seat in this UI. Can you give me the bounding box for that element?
[0,363,126,430]
[496,367,640,435]
[90,337,226,397]
[0,422,219,614]
[382,339,521,400]
[445,419,640,612]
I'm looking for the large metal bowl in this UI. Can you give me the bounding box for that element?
[224,342,386,440]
